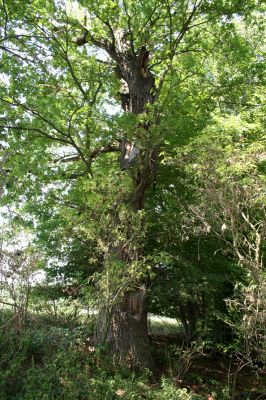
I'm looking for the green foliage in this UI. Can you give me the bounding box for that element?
[170,112,266,361]
[0,0,265,380]
[0,312,204,400]
[0,300,265,400]
[149,239,239,343]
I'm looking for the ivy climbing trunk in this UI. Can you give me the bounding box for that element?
[90,37,157,370]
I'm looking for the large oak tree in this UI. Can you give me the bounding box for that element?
[0,0,263,369]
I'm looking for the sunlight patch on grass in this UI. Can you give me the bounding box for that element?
[148,314,184,337]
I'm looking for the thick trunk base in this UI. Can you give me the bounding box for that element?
[94,289,154,371]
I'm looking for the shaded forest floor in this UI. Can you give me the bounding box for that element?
[151,335,266,400]
[0,309,265,399]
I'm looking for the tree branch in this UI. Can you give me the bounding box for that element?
[90,81,102,107]
[94,13,116,48]
[0,97,68,138]
[63,52,88,98]
[154,0,203,101]
[56,143,121,164]
[0,125,72,145]
[1,0,9,39]
[122,0,136,55]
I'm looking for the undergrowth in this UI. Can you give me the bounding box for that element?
[0,310,265,400]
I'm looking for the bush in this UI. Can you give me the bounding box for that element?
[0,317,204,400]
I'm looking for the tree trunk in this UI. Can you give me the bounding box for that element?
[93,39,157,370]
[94,288,154,370]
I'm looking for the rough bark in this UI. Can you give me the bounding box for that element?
[94,288,154,370]
[83,31,157,370]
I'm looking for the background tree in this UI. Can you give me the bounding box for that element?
[177,113,266,363]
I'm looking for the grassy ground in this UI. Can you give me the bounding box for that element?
[148,314,184,338]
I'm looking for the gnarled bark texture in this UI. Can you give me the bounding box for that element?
[94,289,154,370]
[78,28,157,370]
